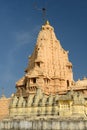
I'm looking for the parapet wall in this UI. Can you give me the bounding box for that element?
[9,90,87,118]
[0,118,87,130]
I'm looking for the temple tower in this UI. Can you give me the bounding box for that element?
[16,21,74,97]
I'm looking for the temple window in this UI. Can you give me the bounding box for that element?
[33,78,36,83]
[29,86,36,91]
[36,62,40,67]
[30,78,36,83]
[67,80,69,87]
[46,27,49,30]
[66,64,72,70]
[68,66,71,69]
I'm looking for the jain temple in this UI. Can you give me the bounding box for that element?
[0,21,87,129]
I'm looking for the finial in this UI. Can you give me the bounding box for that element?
[45,20,50,25]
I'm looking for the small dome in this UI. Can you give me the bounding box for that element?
[76,78,87,86]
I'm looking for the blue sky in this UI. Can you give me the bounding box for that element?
[0,0,87,97]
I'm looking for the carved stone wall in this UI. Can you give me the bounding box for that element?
[0,95,11,120]
[9,89,87,118]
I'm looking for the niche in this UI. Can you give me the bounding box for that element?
[36,62,40,67]
[30,78,36,84]
[33,78,36,83]
[66,63,72,71]
[67,80,69,87]
[44,78,49,84]
[68,66,72,69]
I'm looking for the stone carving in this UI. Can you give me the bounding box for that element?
[76,78,87,87]
[33,95,40,106]
[73,92,85,105]
[46,95,54,115]
[41,95,48,107]
[11,96,18,108]
[16,87,22,96]
[79,93,85,104]
[23,100,26,107]
[55,94,59,104]
[33,89,43,106]
[17,96,24,107]
[47,95,54,106]
[36,88,43,97]
[27,95,34,107]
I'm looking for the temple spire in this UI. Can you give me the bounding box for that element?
[16,21,73,96]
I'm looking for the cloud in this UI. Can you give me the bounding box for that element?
[15,25,40,46]
[7,25,40,63]
[16,31,32,45]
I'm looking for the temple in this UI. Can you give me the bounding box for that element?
[15,21,73,97]
[5,21,87,118]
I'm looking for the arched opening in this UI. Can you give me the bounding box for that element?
[67,80,69,87]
